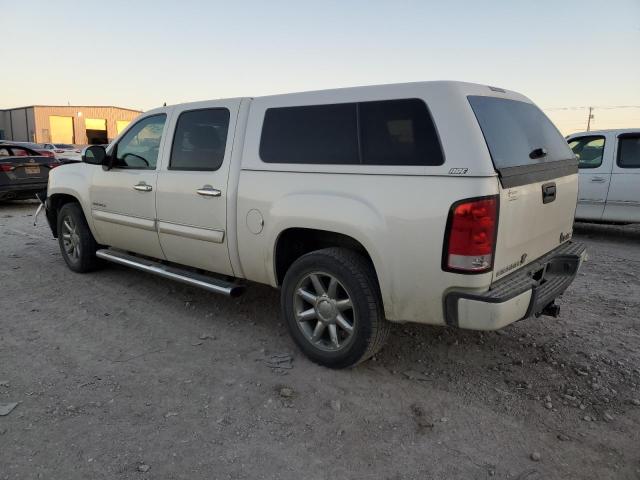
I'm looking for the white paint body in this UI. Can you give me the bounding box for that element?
[568,129,640,223]
[47,81,580,329]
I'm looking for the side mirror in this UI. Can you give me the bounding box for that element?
[82,145,107,166]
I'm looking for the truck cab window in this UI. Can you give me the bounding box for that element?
[113,114,166,169]
[568,136,605,169]
[170,108,230,171]
[617,135,640,168]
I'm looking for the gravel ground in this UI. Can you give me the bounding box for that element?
[1,200,639,480]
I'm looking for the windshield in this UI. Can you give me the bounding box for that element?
[55,144,75,149]
[468,96,573,170]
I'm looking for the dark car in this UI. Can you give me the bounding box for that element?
[0,144,60,201]
[8,141,57,159]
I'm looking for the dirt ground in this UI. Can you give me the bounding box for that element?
[1,200,638,480]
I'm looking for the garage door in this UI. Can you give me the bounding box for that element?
[49,116,74,144]
[85,118,108,144]
[116,120,131,134]
[85,118,106,130]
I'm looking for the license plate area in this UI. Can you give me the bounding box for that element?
[25,166,41,174]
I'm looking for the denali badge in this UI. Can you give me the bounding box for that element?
[496,253,529,277]
[448,168,468,175]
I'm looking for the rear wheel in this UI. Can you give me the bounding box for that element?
[57,203,101,273]
[281,247,390,368]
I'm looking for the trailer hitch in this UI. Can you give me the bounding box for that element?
[539,302,561,318]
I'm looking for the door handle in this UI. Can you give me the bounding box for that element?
[196,186,221,197]
[590,177,606,183]
[542,182,556,204]
[133,182,153,192]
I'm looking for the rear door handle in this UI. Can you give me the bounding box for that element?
[590,177,607,183]
[133,182,152,192]
[196,186,221,197]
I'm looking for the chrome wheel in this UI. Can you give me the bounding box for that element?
[293,272,355,352]
[61,215,81,262]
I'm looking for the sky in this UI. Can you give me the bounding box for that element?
[1,0,639,134]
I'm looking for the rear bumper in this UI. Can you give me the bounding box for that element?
[444,241,587,330]
[0,183,47,199]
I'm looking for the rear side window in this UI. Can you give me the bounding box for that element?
[359,99,444,166]
[11,148,30,157]
[617,135,640,168]
[259,99,443,166]
[170,108,230,171]
[568,136,605,169]
[468,96,573,170]
[260,103,358,164]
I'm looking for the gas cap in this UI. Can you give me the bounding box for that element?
[246,209,264,234]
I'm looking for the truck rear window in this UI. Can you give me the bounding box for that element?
[468,96,573,170]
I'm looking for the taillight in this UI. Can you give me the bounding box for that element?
[40,151,55,158]
[0,163,14,172]
[443,196,499,273]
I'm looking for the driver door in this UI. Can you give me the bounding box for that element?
[90,112,170,259]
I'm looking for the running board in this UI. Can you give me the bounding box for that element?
[96,249,244,297]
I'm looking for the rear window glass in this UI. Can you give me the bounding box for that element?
[468,96,573,170]
[259,99,443,166]
[568,136,605,169]
[617,135,640,168]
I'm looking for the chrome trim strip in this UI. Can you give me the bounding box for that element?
[157,221,225,243]
[605,200,640,207]
[92,210,156,231]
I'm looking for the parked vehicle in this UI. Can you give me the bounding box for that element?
[0,144,59,201]
[6,141,57,159]
[568,129,640,223]
[41,143,82,162]
[43,81,586,368]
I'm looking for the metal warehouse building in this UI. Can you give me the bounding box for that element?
[0,105,142,145]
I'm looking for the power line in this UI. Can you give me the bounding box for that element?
[543,105,640,111]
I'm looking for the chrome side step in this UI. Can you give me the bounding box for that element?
[96,249,244,297]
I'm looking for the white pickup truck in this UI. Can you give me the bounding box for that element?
[43,81,586,368]
[568,129,640,223]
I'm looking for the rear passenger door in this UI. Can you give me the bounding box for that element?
[603,133,640,222]
[155,100,240,276]
[569,134,611,220]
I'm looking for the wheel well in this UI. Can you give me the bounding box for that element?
[274,228,376,286]
[47,194,80,237]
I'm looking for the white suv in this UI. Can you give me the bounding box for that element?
[43,81,586,368]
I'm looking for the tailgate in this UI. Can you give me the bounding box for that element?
[467,95,579,281]
[493,174,577,280]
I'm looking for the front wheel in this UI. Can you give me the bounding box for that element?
[281,248,390,368]
[57,203,101,273]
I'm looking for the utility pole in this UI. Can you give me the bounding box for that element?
[586,106,594,131]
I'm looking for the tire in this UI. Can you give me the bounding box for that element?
[281,247,390,368]
[57,202,101,273]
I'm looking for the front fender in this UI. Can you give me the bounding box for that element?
[47,164,100,241]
